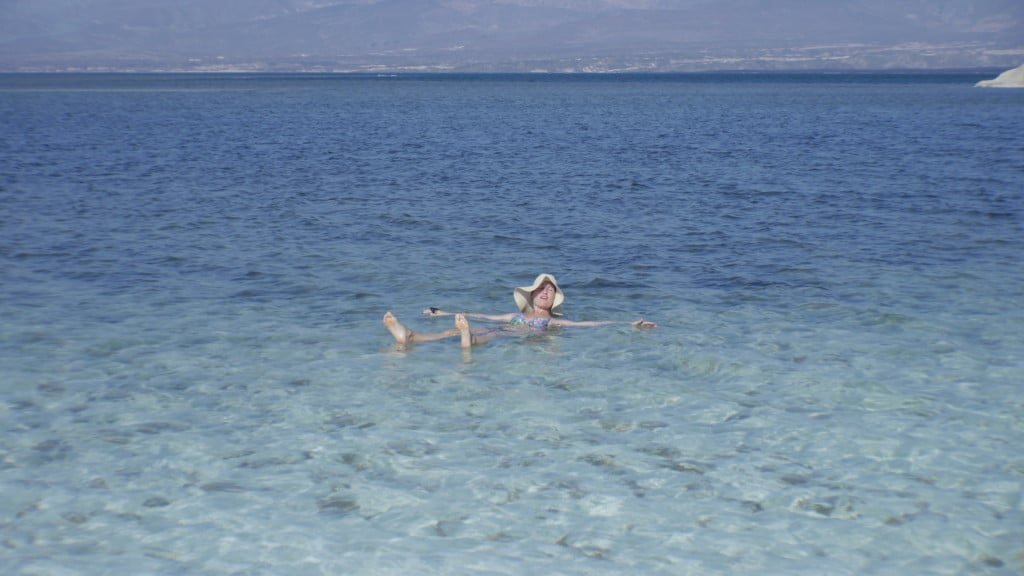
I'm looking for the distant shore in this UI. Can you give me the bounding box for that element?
[0,68,1011,77]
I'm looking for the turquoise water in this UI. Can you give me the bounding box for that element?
[1,73,1022,575]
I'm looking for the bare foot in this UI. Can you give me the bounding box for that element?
[383,311,412,344]
[455,313,474,348]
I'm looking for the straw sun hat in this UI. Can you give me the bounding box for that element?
[513,273,565,316]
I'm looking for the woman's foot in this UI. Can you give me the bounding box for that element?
[383,311,413,344]
[455,313,474,348]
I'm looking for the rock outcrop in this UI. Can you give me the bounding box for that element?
[976,64,1024,88]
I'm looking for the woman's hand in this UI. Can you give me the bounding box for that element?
[632,319,657,328]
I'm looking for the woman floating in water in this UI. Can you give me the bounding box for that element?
[383,273,656,348]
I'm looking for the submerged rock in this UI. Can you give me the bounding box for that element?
[976,64,1024,88]
[317,495,360,516]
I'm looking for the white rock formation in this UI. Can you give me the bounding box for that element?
[976,64,1024,88]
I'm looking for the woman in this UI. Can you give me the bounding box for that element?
[383,273,656,348]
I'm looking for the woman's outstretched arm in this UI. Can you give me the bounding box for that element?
[552,319,657,328]
[423,308,516,322]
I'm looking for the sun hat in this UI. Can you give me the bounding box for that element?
[513,273,565,316]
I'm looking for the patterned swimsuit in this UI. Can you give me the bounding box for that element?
[509,313,551,330]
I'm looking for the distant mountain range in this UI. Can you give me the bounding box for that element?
[2,0,1022,72]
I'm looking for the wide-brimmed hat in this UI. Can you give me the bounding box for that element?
[513,273,565,316]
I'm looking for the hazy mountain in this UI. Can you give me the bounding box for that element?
[2,0,1021,71]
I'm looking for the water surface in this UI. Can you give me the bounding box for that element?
[1,72,1022,575]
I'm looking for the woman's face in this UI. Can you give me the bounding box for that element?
[531,281,557,311]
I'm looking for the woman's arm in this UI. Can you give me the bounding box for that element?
[552,319,657,328]
[423,308,516,322]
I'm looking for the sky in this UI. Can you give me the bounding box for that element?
[2,0,1022,71]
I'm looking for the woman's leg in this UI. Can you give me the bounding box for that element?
[384,311,458,344]
[456,314,501,348]
[455,313,474,348]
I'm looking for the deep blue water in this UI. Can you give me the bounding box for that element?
[1,73,1022,575]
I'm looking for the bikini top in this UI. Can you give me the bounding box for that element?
[509,313,551,330]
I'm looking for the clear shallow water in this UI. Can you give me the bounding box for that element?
[1,73,1022,575]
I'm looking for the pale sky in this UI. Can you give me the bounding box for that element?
[2,0,1021,71]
